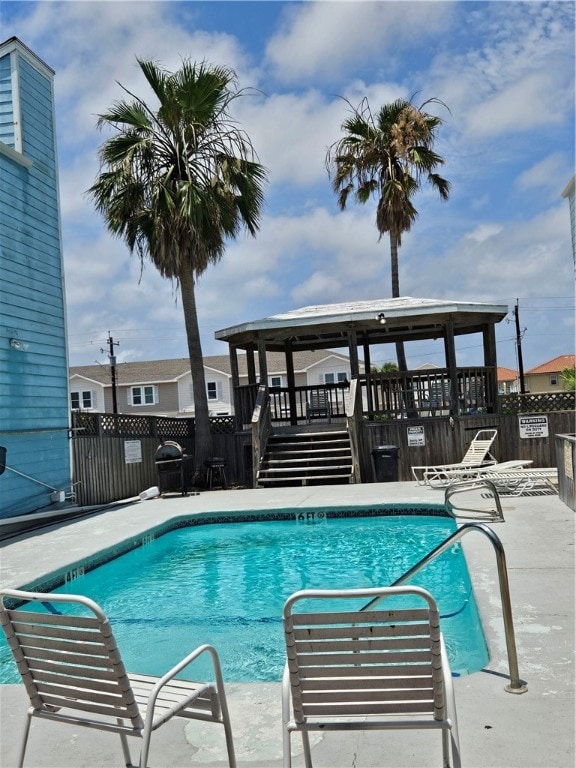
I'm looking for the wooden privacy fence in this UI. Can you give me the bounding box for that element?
[71,413,240,506]
[72,399,574,504]
[360,410,575,482]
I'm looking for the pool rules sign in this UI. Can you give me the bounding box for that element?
[407,425,425,446]
[519,415,549,439]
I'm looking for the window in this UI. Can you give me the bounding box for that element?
[70,390,93,410]
[550,375,558,386]
[131,386,157,406]
[207,381,222,400]
[270,376,283,388]
[323,372,348,384]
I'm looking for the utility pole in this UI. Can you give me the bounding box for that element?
[514,301,526,394]
[107,333,120,414]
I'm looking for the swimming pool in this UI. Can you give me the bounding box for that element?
[0,509,489,683]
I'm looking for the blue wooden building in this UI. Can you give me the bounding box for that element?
[0,37,71,518]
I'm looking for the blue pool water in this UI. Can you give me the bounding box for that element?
[0,513,489,682]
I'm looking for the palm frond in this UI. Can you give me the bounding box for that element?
[327,93,449,243]
[88,56,268,283]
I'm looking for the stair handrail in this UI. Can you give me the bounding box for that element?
[360,522,527,694]
[345,378,362,483]
[251,383,271,488]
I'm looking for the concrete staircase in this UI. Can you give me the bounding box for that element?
[257,425,353,487]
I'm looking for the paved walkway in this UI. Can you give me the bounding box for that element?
[1,483,574,767]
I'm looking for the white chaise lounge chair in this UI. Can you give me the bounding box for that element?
[282,585,461,768]
[411,429,498,486]
[423,459,534,488]
[0,588,236,768]
[459,465,558,496]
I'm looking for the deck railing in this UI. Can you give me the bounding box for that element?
[251,383,271,488]
[234,368,499,424]
[359,366,497,419]
[268,382,349,424]
[234,382,260,429]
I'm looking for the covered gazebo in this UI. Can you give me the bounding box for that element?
[216,296,508,425]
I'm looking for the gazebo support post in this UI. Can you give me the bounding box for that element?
[229,345,241,429]
[246,345,257,384]
[347,329,359,378]
[363,336,374,415]
[444,320,459,416]
[483,322,498,412]
[284,341,298,426]
[257,337,268,384]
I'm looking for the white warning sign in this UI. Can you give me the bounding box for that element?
[519,416,549,439]
[124,440,142,464]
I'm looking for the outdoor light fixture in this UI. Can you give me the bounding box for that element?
[376,313,386,325]
[9,338,27,351]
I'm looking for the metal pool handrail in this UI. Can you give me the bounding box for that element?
[360,522,527,694]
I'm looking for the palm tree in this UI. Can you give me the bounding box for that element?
[327,96,450,370]
[89,58,267,479]
[371,361,399,374]
[561,366,576,391]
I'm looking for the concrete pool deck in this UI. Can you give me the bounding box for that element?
[0,482,574,767]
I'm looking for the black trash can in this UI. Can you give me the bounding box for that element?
[371,445,399,482]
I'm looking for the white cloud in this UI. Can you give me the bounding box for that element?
[20,1,255,147]
[427,1,574,141]
[516,153,569,192]
[409,204,572,304]
[465,224,504,243]
[465,72,569,138]
[292,271,343,305]
[265,0,453,84]
[238,90,339,187]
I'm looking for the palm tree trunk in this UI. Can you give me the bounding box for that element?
[179,259,214,481]
[389,232,408,372]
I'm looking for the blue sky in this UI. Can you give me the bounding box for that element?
[2,0,575,371]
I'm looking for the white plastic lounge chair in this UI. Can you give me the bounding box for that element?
[282,585,461,768]
[460,466,558,496]
[424,459,533,489]
[411,429,498,485]
[0,588,236,768]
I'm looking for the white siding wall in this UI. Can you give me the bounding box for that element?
[178,371,232,414]
[307,356,351,385]
[69,378,106,412]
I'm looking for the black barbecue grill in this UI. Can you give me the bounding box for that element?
[154,441,193,496]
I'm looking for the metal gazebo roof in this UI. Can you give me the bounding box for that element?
[215,297,509,352]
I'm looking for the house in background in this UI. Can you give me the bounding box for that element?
[524,355,576,394]
[0,38,71,517]
[497,367,518,395]
[69,350,355,416]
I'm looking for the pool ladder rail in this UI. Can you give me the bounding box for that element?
[444,479,505,523]
[361,520,528,695]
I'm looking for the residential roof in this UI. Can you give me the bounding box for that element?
[215,296,509,352]
[69,350,352,387]
[497,367,518,382]
[525,354,576,375]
